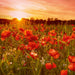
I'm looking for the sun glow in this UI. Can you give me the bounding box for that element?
[17,17,22,21]
[10,11,31,20]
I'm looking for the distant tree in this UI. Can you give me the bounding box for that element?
[54,18,58,25]
[47,18,51,25]
[43,20,46,24]
[39,19,43,24]
[30,17,35,25]
[35,18,39,24]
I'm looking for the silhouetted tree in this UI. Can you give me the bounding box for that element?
[30,17,35,25]
[47,18,51,25]
[35,19,39,24]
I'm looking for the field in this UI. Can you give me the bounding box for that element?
[0,23,75,75]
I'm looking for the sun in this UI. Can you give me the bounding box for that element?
[17,17,22,21]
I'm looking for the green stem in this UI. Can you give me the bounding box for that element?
[0,63,6,75]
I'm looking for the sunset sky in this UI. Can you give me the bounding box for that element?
[0,0,75,20]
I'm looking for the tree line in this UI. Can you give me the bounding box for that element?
[0,18,75,25]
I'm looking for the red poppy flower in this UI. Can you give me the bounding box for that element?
[49,49,60,59]
[60,70,68,75]
[52,63,56,68]
[12,31,17,37]
[45,63,52,70]
[60,46,63,50]
[72,27,75,31]
[41,24,44,27]
[41,41,46,46]
[45,36,50,42]
[45,62,56,70]
[19,28,24,32]
[68,63,75,71]
[68,56,75,63]
[48,30,57,36]
[2,47,5,49]
[23,63,26,67]
[15,34,20,41]
[71,32,75,39]
[33,26,38,31]
[72,24,74,26]
[18,44,26,51]
[53,53,60,59]
[49,49,58,56]
[27,42,39,50]
[27,35,38,42]
[24,30,33,37]
[1,30,11,41]
[30,52,38,59]
[63,35,71,43]
[40,27,45,32]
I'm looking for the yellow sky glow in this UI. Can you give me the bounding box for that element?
[0,0,75,20]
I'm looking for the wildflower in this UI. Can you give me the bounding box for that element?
[15,34,20,41]
[40,27,45,32]
[60,70,68,75]
[2,46,5,49]
[68,55,75,63]
[71,32,75,39]
[62,34,71,45]
[48,30,57,36]
[33,26,38,31]
[40,57,45,65]
[49,49,60,59]
[30,51,38,59]
[68,63,75,71]
[41,41,46,46]
[1,30,11,41]
[60,46,63,50]
[12,31,17,37]
[9,62,12,65]
[24,30,33,37]
[18,44,25,51]
[49,38,57,45]
[23,63,26,66]
[19,28,24,32]
[72,24,74,26]
[45,62,56,70]
[27,35,38,42]
[45,63,52,70]
[41,24,44,27]
[45,36,50,42]
[27,42,39,50]
[72,27,75,31]
[52,63,56,68]
[53,53,60,59]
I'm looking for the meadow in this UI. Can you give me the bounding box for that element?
[0,22,75,75]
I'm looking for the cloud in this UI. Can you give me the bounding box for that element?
[0,0,75,19]
[0,6,17,11]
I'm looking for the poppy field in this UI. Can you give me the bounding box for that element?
[0,23,75,75]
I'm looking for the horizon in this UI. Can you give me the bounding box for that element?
[0,0,75,20]
[0,17,75,21]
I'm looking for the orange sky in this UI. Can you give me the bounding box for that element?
[0,0,75,20]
